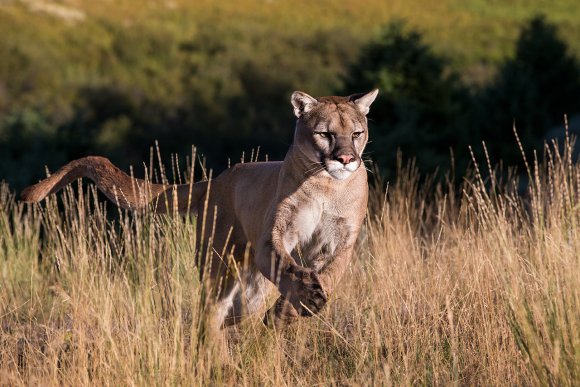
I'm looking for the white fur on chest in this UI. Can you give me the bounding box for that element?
[295,200,323,244]
[283,200,322,252]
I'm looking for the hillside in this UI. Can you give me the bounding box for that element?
[1,0,580,189]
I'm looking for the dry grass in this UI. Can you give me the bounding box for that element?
[1,137,578,385]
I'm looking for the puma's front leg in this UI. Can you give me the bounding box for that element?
[280,264,328,316]
[254,241,328,318]
[263,243,356,327]
[316,245,356,303]
[262,296,298,328]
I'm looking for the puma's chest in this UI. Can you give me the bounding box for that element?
[291,202,349,267]
[293,201,323,245]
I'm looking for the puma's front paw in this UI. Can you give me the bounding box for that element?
[263,296,299,329]
[284,265,328,316]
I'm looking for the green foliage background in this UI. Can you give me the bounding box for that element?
[1,0,580,189]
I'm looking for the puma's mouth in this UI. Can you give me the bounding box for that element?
[323,159,360,180]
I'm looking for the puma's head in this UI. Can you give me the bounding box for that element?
[291,89,378,180]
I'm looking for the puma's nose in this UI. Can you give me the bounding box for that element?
[336,154,355,165]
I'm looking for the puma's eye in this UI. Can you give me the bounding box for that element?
[315,132,331,138]
[352,131,364,138]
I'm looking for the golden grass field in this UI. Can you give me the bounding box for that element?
[1,133,578,385]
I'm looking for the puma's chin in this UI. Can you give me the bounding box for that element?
[324,160,359,180]
[328,169,352,180]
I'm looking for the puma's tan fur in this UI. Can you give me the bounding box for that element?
[21,89,379,328]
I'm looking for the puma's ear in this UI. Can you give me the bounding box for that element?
[291,91,318,118]
[349,89,379,115]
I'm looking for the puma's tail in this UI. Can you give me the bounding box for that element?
[20,156,208,215]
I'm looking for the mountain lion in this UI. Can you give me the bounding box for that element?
[21,89,378,328]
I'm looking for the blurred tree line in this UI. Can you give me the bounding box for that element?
[346,16,580,177]
[1,15,579,190]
